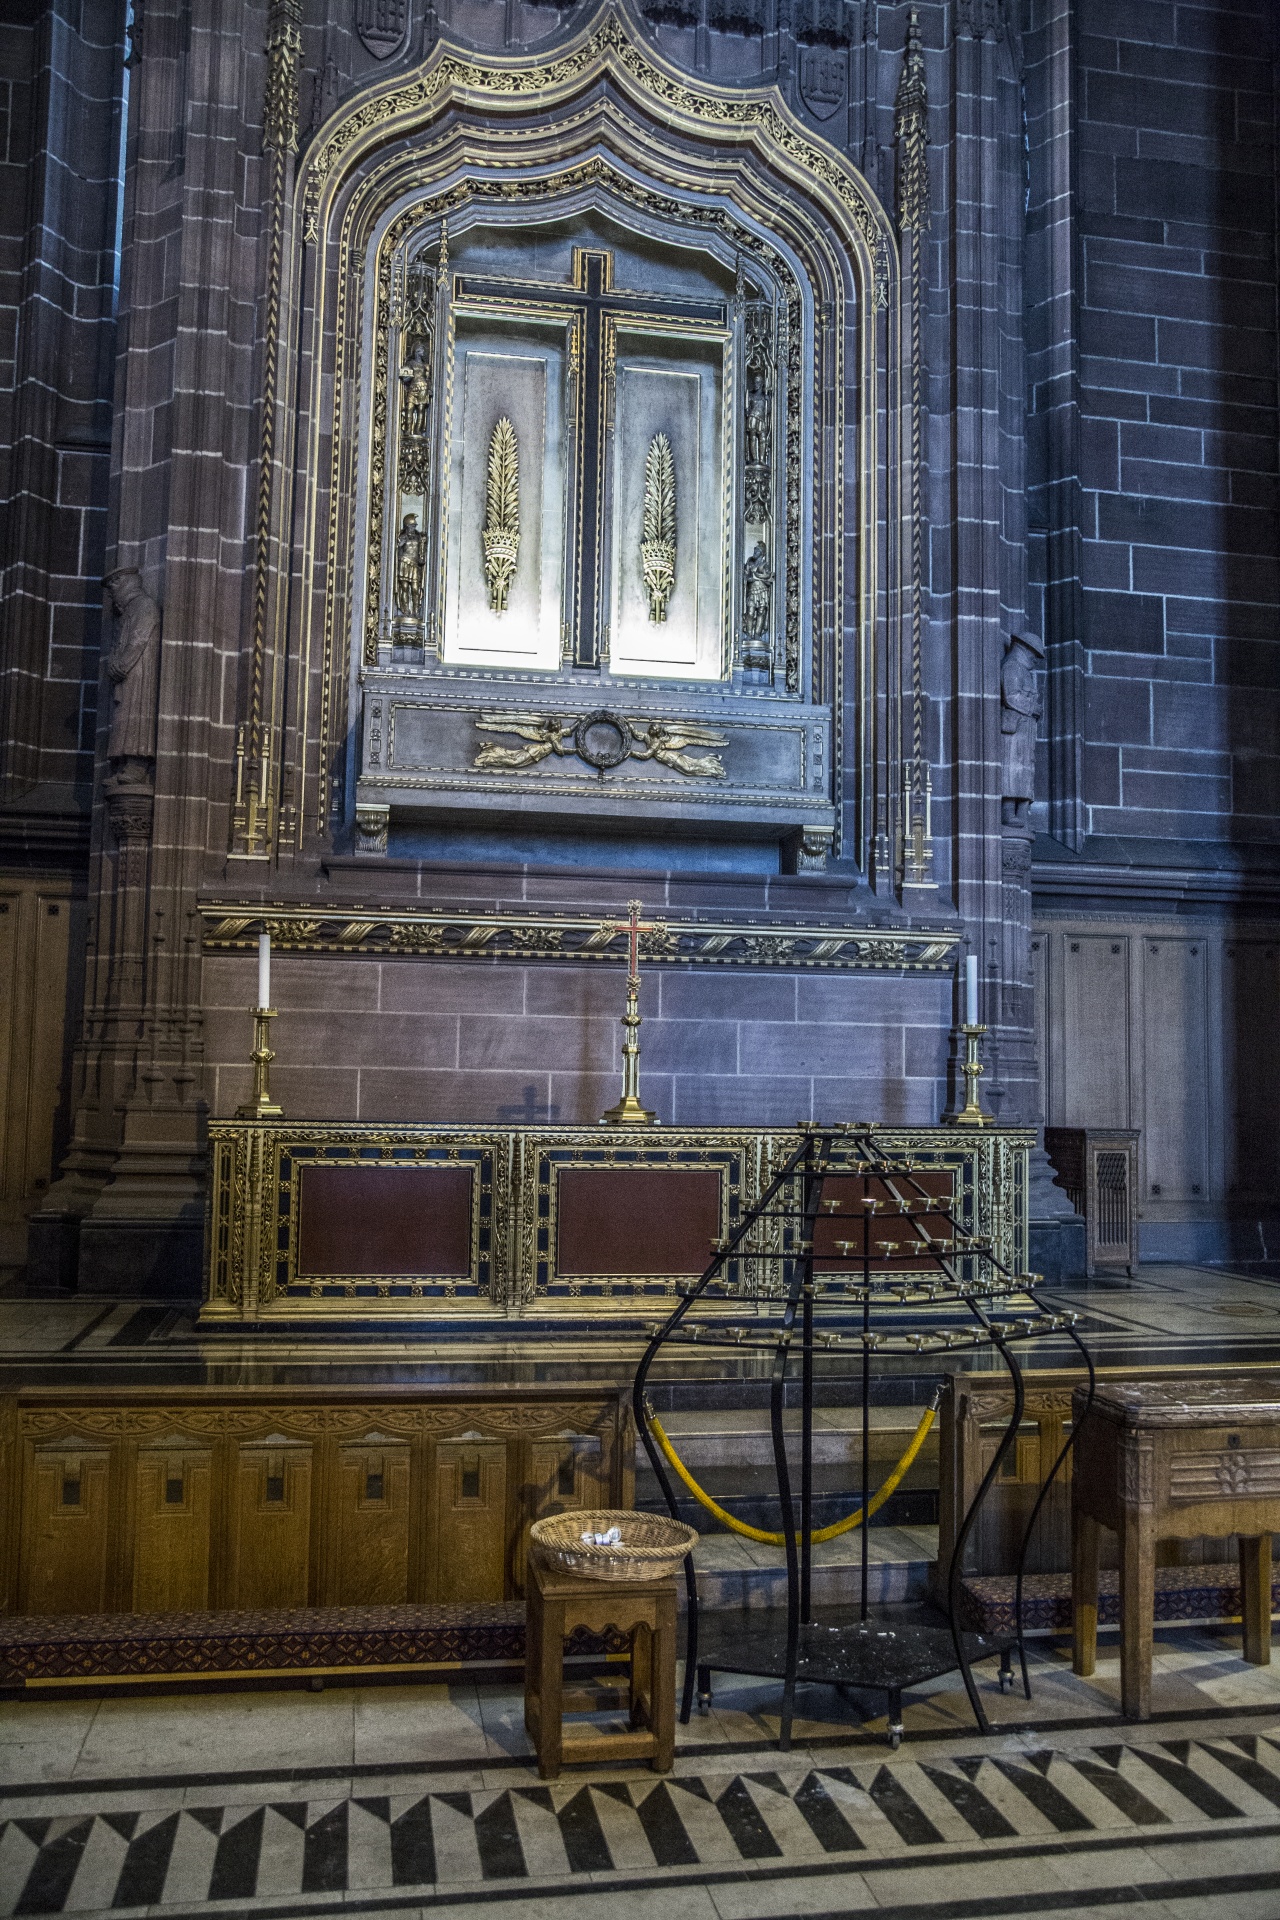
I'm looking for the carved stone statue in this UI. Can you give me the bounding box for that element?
[744,383,770,469]
[399,339,432,439]
[102,568,160,781]
[394,512,427,620]
[1000,631,1044,826]
[742,541,772,639]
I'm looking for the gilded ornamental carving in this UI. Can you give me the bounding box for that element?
[481,416,520,613]
[640,432,676,622]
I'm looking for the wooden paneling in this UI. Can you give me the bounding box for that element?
[1222,941,1280,1207]
[0,878,84,1265]
[231,1444,313,1609]
[1059,935,1130,1128]
[133,1447,213,1612]
[432,1438,507,1602]
[20,1447,111,1615]
[1037,915,1280,1223]
[1139,938,1209,1207]
[0,1387,632,1622]
[331,1440,412,1605]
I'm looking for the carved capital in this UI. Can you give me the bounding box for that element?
[104,774,155,846]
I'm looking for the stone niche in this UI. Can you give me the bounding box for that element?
[296,9,901,870]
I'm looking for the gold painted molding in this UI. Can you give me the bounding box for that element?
[300,7,893,268]
[200,901,960,971]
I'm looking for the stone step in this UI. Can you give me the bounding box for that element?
[686,1522,938,1612]
[636,1405,938,1471]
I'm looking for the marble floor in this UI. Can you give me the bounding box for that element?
[3,1629,1280,1920]
[2,1264,1280,1390]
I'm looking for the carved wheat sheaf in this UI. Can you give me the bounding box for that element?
[641,432,675,622]
[482,416,520,613]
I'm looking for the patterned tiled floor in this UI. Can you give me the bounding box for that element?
[3,1730,1280,1915]
[4,1634,1280,1920]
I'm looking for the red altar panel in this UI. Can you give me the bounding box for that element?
[296,1165,473,1277]
[556,1166,722,1277]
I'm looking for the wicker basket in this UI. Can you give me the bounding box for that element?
[529,1510,698,1584]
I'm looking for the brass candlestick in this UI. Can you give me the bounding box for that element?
[948,1023,992,1127]
[601,898,657,1127]
[601,973,656,1126]
[236,1006,283,1117]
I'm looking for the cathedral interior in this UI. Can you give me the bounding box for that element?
[1,2,1279,1917]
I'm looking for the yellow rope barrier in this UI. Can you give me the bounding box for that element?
[646,1393,940,1547]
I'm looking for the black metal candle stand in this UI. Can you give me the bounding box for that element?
[633,1125,1097,1750]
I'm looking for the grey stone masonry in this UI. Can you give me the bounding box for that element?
[1027,0,1280,850]
[0,3,123,815]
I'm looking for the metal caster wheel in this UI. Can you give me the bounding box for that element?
[697,1692,712,1715]
[887,1724,903,1751]
[999,1667,1015,1693]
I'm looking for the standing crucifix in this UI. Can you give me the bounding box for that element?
[453,249,725,669]
[601,899,661,1127]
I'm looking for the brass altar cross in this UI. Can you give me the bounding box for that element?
[453,248,725,670]
[601,898,660,1127]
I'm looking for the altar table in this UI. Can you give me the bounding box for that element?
[203,1119,1032,1324]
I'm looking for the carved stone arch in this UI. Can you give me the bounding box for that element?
[281,1,903,873]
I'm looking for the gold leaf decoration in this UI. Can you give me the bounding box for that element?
[481,415,520,613]
[641,432,675,622]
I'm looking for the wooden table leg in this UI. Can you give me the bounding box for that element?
[1118,1509,1154,1721]
[537,1594,565,1780]
[1241,1534,1273,1667]
[1072,1510,1100,1678]
[652,1597,675,1772]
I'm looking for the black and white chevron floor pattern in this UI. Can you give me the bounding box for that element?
[5,1732,1280,1915]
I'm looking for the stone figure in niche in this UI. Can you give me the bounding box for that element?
[745,384,770,470]
[743,541,772,638]
[394,512,427,620]
[399,339,432,440]
[1000,631,1044,827]
[102,568,160,782]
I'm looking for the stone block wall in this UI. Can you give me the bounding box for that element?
[0,3,122,809]
[1027,0,1278,850]
[202,953,953,1133]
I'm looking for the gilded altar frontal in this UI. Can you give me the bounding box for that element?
[0,0,1275,1323]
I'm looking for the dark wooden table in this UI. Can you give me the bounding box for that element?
[1071,1376,1280,1718]
[524,1553,677,1778]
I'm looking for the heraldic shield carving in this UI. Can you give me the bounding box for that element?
[295,7,904,869]
[354,0,410,59]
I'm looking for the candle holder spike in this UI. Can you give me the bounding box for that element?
[948,1022,992,1127]
[236,1006,283,1117]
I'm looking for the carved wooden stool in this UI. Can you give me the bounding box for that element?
[1071,1376,1280,1719]
[524,1553,677,1779]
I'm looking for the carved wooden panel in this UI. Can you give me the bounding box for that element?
[331,1441,412,1605]
[21,1448,111,1616]
[1222,942,1280,1207]
[1059,935,1130,1128]
[1140,938,1209,1207]
[133,1446,213,1612]
[431,1439,507,1603]
[231,1444,312,1609]
[516,1432,606,1593]
[0,1387,631,1621]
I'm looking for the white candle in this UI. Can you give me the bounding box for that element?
[258,930,271,1010]
[965,953,978,1026]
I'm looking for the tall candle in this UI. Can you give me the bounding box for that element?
[258,930,271,1010]
[964,953,978,1026]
